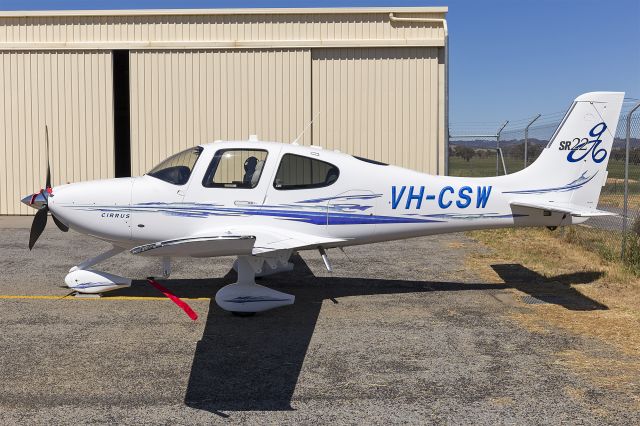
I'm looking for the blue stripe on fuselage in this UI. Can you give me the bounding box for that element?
[70,202,443,225]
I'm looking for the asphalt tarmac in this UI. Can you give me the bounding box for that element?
[0,217,637,424]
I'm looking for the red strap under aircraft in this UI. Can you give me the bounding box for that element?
[147,278,198,321]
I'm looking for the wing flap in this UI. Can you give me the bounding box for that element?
[131,235,255,257]
[225,226,346,254]
[251,232,346,254]
[510,200,616,217]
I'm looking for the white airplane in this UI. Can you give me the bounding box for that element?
[22,92,623,317]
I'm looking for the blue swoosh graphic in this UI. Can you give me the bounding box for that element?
[225,296,291,304]
[68,202,443,225]
[297,193,383,203]
[502,171,597,195]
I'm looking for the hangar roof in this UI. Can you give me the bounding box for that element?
[0,6,448,50]
[0,7,448,17]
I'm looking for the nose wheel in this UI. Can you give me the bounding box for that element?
[215,256,295,315]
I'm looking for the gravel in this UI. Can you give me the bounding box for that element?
[0,218,637,424]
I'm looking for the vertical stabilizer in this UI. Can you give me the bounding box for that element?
[511,92,624,209]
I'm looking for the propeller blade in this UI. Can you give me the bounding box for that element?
[29,206,49,250]
[51,214,69,232]
[45,126,51,190]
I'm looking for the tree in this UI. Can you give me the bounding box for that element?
[458,146,475,162]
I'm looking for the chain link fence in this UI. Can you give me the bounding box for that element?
[449,101,640,269]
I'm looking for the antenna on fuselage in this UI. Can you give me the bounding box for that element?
[291,112,320,145]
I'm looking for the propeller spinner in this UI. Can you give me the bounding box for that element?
[21,126,69,250]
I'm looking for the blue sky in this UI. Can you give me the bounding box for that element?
[2,0,639,127]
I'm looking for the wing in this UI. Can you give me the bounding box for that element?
[130,227,346,257]
[244,226,347,254]
[510,200,616,217]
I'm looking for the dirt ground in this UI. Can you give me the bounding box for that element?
[0,217,638,424]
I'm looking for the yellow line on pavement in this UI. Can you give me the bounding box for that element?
[0,295,211,301]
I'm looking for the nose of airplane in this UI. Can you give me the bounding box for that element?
[42,178,135,240]
[48,178,134,214]
[19,178,135,248]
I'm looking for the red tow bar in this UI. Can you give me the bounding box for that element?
[147,278,198,321]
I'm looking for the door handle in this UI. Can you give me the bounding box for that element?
[235,200,257,206]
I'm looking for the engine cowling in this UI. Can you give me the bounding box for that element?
[64,269,132,294]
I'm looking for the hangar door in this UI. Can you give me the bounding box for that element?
[129,49,311,176]
[0,51,114,215]
[312,47,444,175]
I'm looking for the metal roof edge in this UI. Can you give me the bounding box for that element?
[0,7,448,18]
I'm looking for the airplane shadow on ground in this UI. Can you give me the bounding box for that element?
[109,257,607,414]
[491,264,607,310]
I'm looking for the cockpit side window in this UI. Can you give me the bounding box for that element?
[202,149,269,189]
[273,153,340,190]
[147,147,202,185]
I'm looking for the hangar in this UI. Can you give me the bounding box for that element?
[0,6,448,215]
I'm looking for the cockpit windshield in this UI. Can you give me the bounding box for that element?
[147,147,203,185]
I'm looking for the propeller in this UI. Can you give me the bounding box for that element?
[28,126,68,250]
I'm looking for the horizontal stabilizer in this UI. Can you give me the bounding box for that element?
[510,200,617,217]
[131,235,255,257]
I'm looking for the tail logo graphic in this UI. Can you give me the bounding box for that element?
[560,122,608,164]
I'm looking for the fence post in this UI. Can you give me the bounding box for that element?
[496,121,509,175]
[622,102,640,260]
[524,113,541,168]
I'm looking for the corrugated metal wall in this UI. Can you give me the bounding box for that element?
[0,50,113,215]
[312,47,443,173]
[0,8,447,215]
[0,11,446,48]
[129,49,311,175]
[130,46,443,176]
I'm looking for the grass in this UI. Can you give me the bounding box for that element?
[606,158,639,181]
[448,156,527,177]
[562,226,623,262]
[467,227,640,410]
[468,227,638,299]
[598,193,638,209]
[449,157,640,181]
[467,226,640,343]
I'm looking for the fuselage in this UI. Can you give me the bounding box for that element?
[18,91,624,308]
[42,140,575,252]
